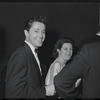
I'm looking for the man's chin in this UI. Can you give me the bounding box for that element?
[38,43,43,47]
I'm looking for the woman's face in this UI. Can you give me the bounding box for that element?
[58,43,73,61]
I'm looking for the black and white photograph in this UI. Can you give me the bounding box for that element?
[0,1,100,99]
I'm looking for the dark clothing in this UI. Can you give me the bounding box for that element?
[80,35,100,47]
[5,42,46,98]
[54,42,100,98]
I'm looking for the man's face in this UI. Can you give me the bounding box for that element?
[25,21,46,48]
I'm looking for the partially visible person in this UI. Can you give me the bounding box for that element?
[5,16,55,98]
[79,29,100,48]
[54,41,100,98]
[45,37,81,98]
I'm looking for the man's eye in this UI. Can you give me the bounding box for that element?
[35,30,39,33]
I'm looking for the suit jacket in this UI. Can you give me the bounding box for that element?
[54,42,100,98]
[5,42,46,98]
[79,34,100,48]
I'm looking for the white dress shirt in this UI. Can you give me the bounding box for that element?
[25,40,42,75]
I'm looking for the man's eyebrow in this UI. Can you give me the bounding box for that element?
[34,28,40,30]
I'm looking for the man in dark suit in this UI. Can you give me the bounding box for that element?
[54,41,100,98]
[5,16,55,98]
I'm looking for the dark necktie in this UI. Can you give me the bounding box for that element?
[34,48,42,76]
[35,49,39,54]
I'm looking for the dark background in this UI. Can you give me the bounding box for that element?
[0,2,99,98]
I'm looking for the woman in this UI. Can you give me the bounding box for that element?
[45,37,74,86]
[45,37,81,98]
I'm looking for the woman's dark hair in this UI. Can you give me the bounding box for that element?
[24,16,47,32]
[53,37,74,58]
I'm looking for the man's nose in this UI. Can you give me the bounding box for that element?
[39,32,43,37]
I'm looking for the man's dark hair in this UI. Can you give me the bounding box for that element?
[24,16,47,32]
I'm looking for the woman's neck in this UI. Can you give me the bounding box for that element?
[57,55,67,66]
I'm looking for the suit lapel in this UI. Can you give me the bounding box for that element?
[23,42,42,85]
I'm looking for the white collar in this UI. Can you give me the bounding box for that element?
[24,40,36,55]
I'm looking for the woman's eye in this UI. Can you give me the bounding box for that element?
[64,48,68,50]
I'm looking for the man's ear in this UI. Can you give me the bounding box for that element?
[57,49,60,53]
[24,30,29,38]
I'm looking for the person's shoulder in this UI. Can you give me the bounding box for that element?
[52,61,62,70]
[11,44,28,58]
[54,62,61,67]
[80,42,100,53]
[50,61,62,74]
[84,41,100,47]
[14,45,26,53]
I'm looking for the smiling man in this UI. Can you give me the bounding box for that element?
[5,16,55,98]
